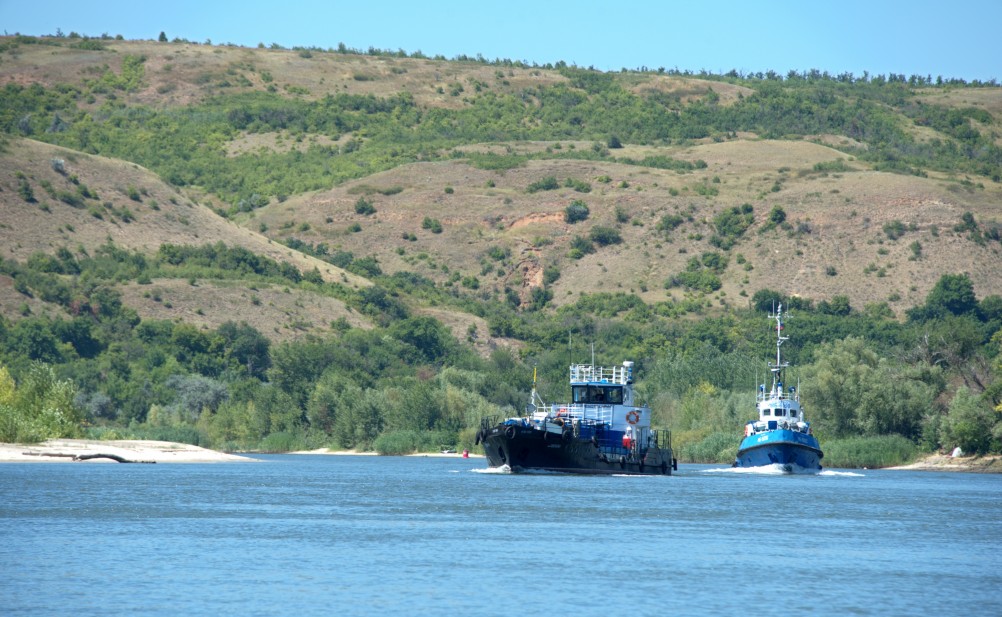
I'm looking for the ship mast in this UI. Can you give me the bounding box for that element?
[768,304,790,396]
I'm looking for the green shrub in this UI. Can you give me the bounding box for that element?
[527,176,559,193]
[883,220,906,240]
[822,435,917,468]
[258,430,308,452]
[354,197,376,215]
[589,226,622,246]
[373,429,457,455]
[677,431,735,463]
[657,214,685,234]
[422,217,443,233]
[565,200,590,223]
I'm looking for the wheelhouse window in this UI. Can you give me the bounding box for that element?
[762,409,772,416]
[790,410,798,418]
[571,386,623,404]
[774,408,786,417]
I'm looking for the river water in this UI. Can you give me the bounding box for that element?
[2,455,1000,616]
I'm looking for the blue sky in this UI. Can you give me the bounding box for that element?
[2,0,1000,81]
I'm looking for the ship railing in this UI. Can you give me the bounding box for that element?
[756,391,799,403]
[569,364,630,385]
[545,403,614,425]
[595,429,672,458]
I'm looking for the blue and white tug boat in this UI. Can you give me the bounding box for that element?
[733,305,823,473]
[479,362,676,475]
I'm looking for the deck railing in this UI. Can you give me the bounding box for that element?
[569,364,632,385]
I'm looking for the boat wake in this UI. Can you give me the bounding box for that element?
[472,465,512,474]
[819,469,865,477]
[702,463,820,475]
[702,464,789,475]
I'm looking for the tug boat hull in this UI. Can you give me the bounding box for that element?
[735,429,823,473]
[481,423,674,475]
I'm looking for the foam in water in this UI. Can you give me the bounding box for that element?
[471,465,512,474]
[819,469,865,477]
[701,463,822,475]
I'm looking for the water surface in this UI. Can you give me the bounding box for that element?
[2,456,1000,616]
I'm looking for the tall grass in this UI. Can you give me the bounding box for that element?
[676,431,737,463]
[822,435,917,469]
[373,429,457,455]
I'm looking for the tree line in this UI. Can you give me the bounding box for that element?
[1,239,1000,464]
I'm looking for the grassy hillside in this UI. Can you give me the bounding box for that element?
[2,36,1000,330]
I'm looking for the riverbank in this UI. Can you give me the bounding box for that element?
[887,452,1002,473]
[291,448,484,458]
[0,439,257,463]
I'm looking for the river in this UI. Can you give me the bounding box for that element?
[2,455,1000,616]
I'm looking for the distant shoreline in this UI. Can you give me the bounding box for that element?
[0,440,485,463]
[289,448,485,459]
[885,452,1001,473]
[0,439,257,463]
[2,440,993,470]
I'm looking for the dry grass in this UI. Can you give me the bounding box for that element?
[117,278,370,342]
[253,138,1002,315]
[2,39,1001,337]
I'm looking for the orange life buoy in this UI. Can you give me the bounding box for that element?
[626,410,640,425]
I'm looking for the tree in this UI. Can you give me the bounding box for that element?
[751,289,784,312]
[819,295,851,316]
[216,321,271,379]
[941,387,996,454]
[389,316,454,363]
[803,337,940,441]
[0,363,81,443]
[158,31,168,43]
[166,374,229,422]
[912,273,978,320]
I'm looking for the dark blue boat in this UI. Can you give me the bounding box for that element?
[733,305,823,473]
[479,362,675,475]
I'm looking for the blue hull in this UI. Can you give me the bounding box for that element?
[734,429,823,472]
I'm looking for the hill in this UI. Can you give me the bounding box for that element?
[1,36,1001,327]
[0,137,372,340]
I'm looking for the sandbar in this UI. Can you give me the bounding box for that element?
[0,439,257,463]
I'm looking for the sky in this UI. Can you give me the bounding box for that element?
[2,0,1000,82]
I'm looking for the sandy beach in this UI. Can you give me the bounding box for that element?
[0,439,258,463]
[886,452,1002,473]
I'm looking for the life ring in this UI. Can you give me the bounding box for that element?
[505,426,516,439]
[556,408,568,417]
[626,410,640,425]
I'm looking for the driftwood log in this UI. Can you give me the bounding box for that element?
[73,453,155,463]
[21,451,155,463]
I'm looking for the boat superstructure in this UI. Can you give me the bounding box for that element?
[479,362,675,475]
[733,305,823,473]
